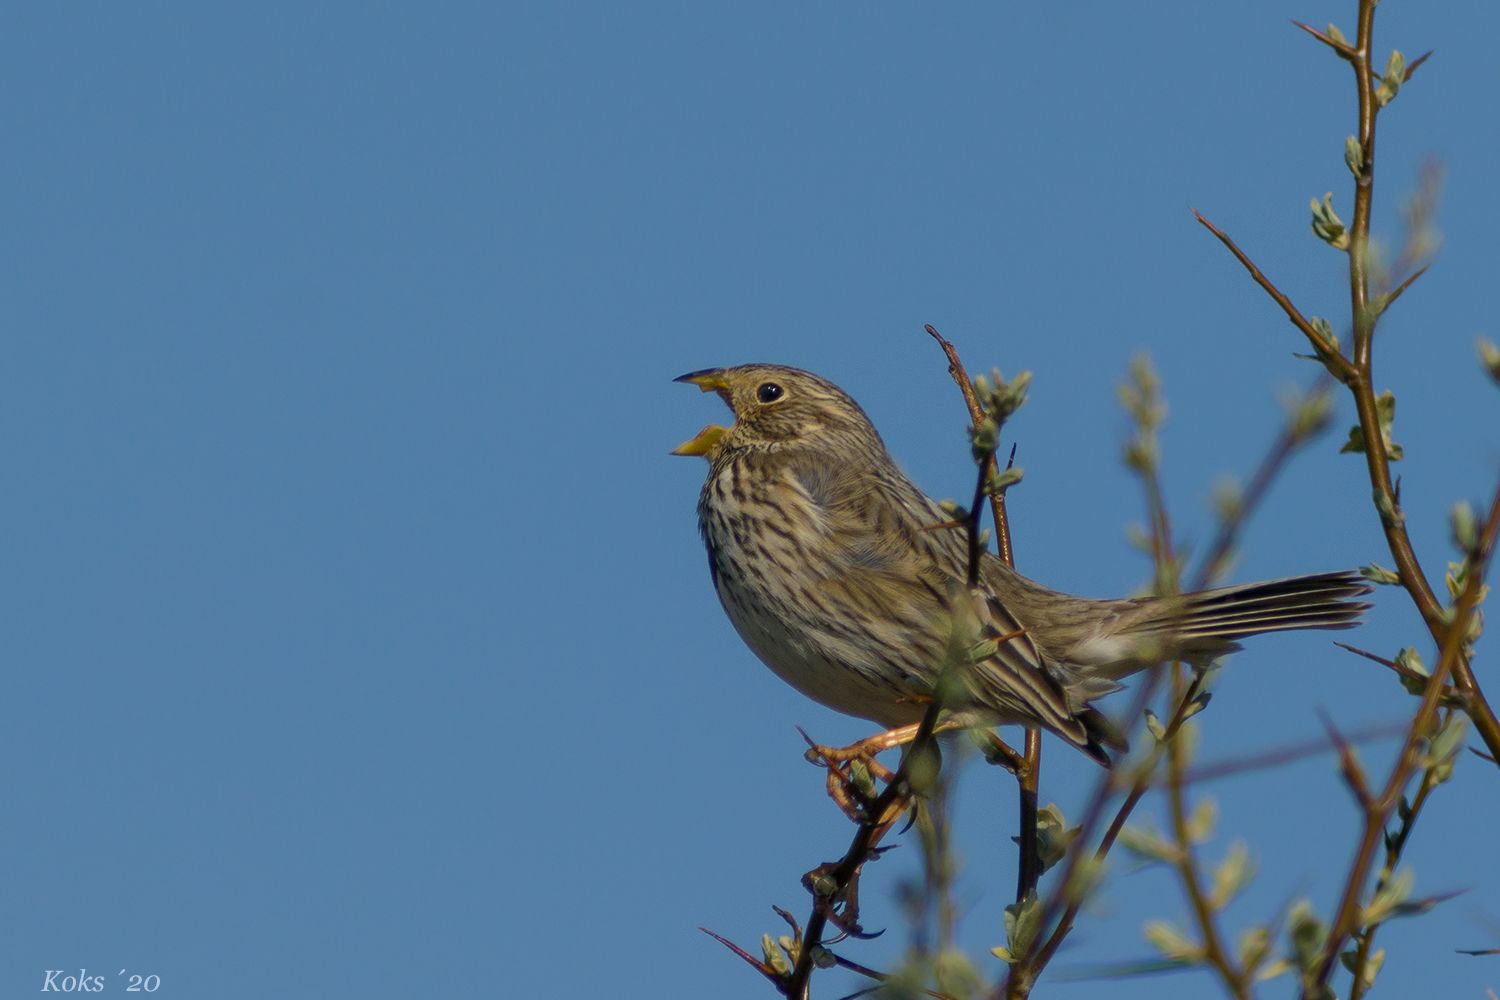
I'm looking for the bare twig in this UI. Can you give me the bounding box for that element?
[1381,262,1429,311]
[1181,718,1409,786]
[1191,209,1359,384]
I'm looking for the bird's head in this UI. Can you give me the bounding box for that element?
[671,364,883,461]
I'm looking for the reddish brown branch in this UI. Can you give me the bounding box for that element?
[1191,210,1360,384]
[1382,263,1429,311]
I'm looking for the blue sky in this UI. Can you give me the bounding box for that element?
[0,2,1496,997]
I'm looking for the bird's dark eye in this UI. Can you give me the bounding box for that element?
[757,382,785,403]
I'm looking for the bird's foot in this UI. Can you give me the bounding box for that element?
[799,725,914,822]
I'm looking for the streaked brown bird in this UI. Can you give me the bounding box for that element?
[673,364,1372,765]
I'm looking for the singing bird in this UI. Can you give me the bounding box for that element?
[673,364,1371,764]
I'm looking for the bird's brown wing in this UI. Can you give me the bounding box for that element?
[802,463,1113,761]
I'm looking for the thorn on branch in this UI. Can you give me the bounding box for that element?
[1404,50,1434,82]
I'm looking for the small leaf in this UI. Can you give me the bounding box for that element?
[1375,50,1406,107]
[1424,715,1469,786]
[1360,867,1414,927]
[1186,797,1218,844]
[1209,841,1257,911]
[1360,562,1402,585]
[1143,920,1203,963]
[1325,23,1347,45]
[1340,944,1386,995]
[1119,821,1180,866]
[1255,957,1292,982]
[1237,926,1272,974]
[1005,890,1043,958]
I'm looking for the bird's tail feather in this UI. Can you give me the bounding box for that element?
[1157,570,1373,647]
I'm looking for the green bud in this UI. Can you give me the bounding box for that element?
[1339,390,1402,460]
[987,466,1025,495]
[1311,192,1351,249]
[1394,647,1430,696]
[1325,23,1347,46]
[938,499,969,520]
[970,417,999,456]
[1345,136,1363,175]
[1035,803,1083,874]
[1451,501,1478,554]
[762,933,791,975]
[1144,708,1166,742]
[1375,50,1406,107]
[1287,900,1327,973]
[1373,488,1405,527]
[1360,562,1402,585]
[1186,797,1217,844]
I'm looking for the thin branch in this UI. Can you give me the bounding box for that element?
[1318,708,1375,811]
[1381,262,1429,311]
[1181,718,1409,785]
[829,954,959,1000]
[1191,209,1359,384]
[1334,641,1465,703]
[700,927,784,987]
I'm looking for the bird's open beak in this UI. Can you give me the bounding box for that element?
[674,369,731,394]
[672,369,734,456]
[671,424,729,456]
